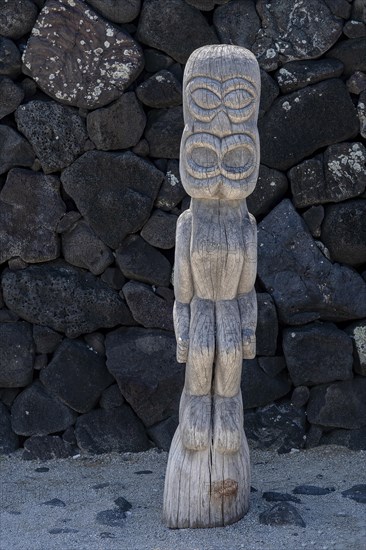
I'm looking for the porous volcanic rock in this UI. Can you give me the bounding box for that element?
[0,0,38,39]
[22,434,74,460]
[259,70,280,117]
[23,0,143,109]
[15,100,88,173]
[0,322,35,387]
[307,377,366,429]
[274,59,344,93]
[242,357,290,409]
[140,210,177,249]
[61,151,164,249]
[321,200,366,266]
[40,339,114,413]
[253,0,343,71]
[136,70,182,108]
[323,142,366,200]
[75,405,150,453]
[61,220,114,276]
[32,325,63,354]
[0,37,21,78]
[137,0,218,64]
[145,107,184,159]
[213,0,260,49]
[86,92,146,151]
[0,402,19,454]
[106,327,184,427]
[257,199,366,324]
[247,164,288,217]
[11,381,77,436]
[154,160,187,211]
[326,37,366,76]
[283,323,353,386]
[185,0,229,9]
[1,263,133,338]
[0,169,65,264]
[0,77,24,120]
[85,0,141,23]
[259,503,306,528]
[0,126,35,175]
[122,281,174,331]
[259,80,359,170]
[256,293,278,356]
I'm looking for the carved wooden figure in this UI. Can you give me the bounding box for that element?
[163,45,260,529]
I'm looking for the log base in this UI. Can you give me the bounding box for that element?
[163,427,251,529]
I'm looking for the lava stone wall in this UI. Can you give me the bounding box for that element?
[0,0,366,460]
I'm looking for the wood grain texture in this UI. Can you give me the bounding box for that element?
[163,44,260,528]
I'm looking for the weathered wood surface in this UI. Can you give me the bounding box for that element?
[163,44,260,529]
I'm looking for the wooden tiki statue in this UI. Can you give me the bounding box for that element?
[163,45,260,529]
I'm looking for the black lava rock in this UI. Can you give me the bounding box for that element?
[99,384,125,410]
[145,107,184,159]
[213,0,260,49]
[256,293,278,356]
[259,503,306,527]
[147,415,178,451]
[0,402,19,454]
[275,59,344,93]
[302,206,325,238]
[257,200,366,324]
[116,235,171,287]
[106,327,184,427]
[85,0,141,23]
[23,435,74,460]
[342,485,366,504]
[293,485,335,496]
[326,37,366,76]
[2,263,133,338]
[262,492,301,504]
[283,323,353,386]
[11,381,77,436]
[291,386,310,409]
[136,70,182,108]
[154,160,187,211]
[307,377,366,429]
[345,321,366,376]
[0,77,24,120]
[0,125,35,175]
[247,165,288,218]
[75,405,150,453]
[0,37,21,78]
[122,281,174,331]
[61,151,164,249]
[140,210,178,250]
[40,339,114,413]
[0,322,35,387]
[259,80,359,170]
[259,70,280,118]
[0,0,37,38]
[32,325,62,354]
[242,357,291,410]
[87,92,146,151]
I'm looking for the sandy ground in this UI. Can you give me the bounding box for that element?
[0,445,365,550]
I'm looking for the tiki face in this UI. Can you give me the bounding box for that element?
[180,45,261,200]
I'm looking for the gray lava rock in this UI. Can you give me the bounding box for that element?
[11,381,77,436]
[245,402,306,453]
[0,126,35,175]
[259,70,280,117]
[253,0,342,71]
[0,402,19,454]
[147,415,178,451]
[307,377,366,429]
[275,59,344,93]
[15,100,88,173]
[291,386,310,408]
[359,91,366,138]
[345,321,366,376]
[324,142,366,200]
[85,0,141,23]
[263,492,301,504]
[259,503,306,527]
[288,157,325,208]
[99,384,125,410]
[0,37,21,78]
[0,168,65,264]
[87,92,146,151]
[259,80,359,171]
[122,281,174,331]
[293,485,335,495]
[257,199,366,324]
[137,0,218,64]
[247,165,288,218]
[343,20,366,38]
[61,151,164,249]
[0,0,38,39]
[0,322,34,387]
[0,77,24,120]
[101,268,126,291]
[213,0,260,49]
[302,206,325,238]
[241,357,291,410]
[75,405,150,453]
[32,325,62,354]
[155,160,187,211]
[116,235,171,287]
[136,70,182,108]
[2,263,133,338]
[145,107,184,159]
[347,71,366,95]
[283,323,353,387]
[326,38,366,76]
[23,435,74,460]
[62,220,114,276]
[324,0,351,19]
[140,210,177,249]
[40,339,114,413]
[321,200,366,266]
[56,211,82,234]
[144,49,174,73]
[342,485,366,504]
[23,0,143,109]
[106,327,184,427]
[256,293,278,356]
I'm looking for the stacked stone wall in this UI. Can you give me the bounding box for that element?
[0,0,365,459]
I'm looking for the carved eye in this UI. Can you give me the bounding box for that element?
[191,88,221,110]
[191,147,218,168]
[222,147,251,170]
[224,89,254,110]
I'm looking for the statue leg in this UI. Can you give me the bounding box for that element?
[213,299,243,454]
[180,297,215,451]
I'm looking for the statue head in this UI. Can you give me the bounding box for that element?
[180,45,261,200]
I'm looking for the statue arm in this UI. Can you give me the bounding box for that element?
[174,209,193,363]
[237,214,257,359]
